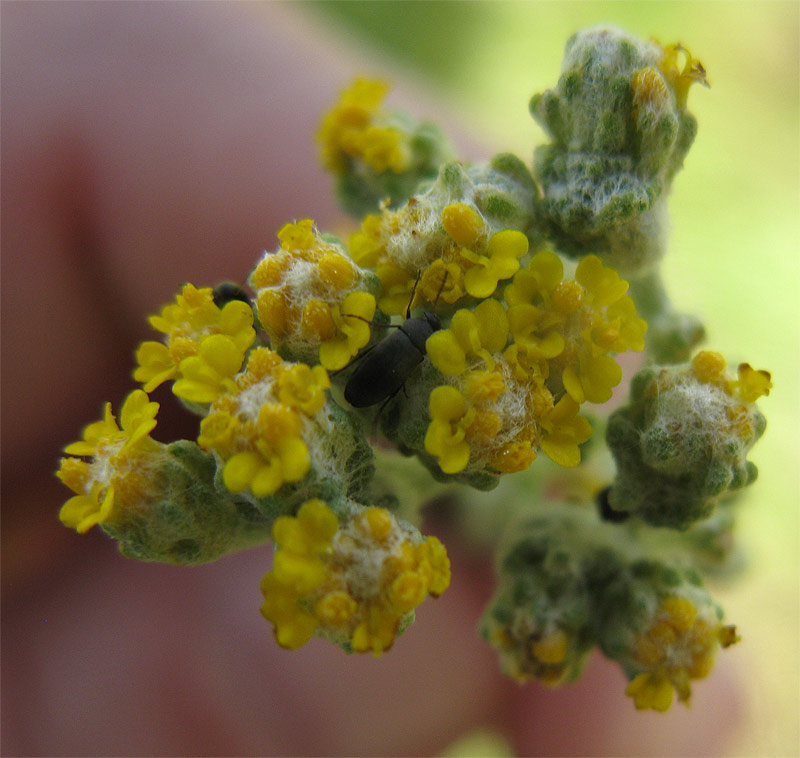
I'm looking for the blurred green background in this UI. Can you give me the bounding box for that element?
[304,2,798,755]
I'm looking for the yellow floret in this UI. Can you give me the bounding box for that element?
[419,260,465,305]
[626,672,674,712]
[301,299,337,341]
[735,363,772,402]
[317,77,408,174]
[318,291,377,371]
[275,363,331,416]
[278,219,317,253]
[318,252,357,290]
[172,334,245,405]
[441,203,486,247]
[539,395,592,467]
[427,300,510,376]
[531,629,569,665]
[256,290,289,337]
[659,42,708,109]
[424,385,475,473]
[461,229,529,299]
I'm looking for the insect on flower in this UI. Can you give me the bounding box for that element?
[212,281,252,308]
[343,271,448,408]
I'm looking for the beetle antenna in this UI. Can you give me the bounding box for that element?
[406,272,423,320]
[432,269,449,311]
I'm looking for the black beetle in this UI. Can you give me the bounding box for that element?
[343,273,446,408]
[212,282,251,308]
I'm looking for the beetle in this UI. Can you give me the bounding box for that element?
[212,281,251,308]
[343,272,447,408]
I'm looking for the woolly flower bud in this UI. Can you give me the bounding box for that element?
[531,27,708,275]
[481,509,595,685]
[590,557,738,712]
[197,346,373,511]
[261,499,450,654]
[134,283,255,396]
[57,390,272,563]
[250,219,380,369]
[317,77,454,217]
[606,351,770,529]
[352,157,537,315]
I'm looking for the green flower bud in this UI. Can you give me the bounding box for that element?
[531,27,707,276]
[606,352,770,529]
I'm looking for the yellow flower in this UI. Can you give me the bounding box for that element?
[539,396,592,468]
[658,42,708,109]
[460,230,529,299]
[261,499,450,655]
[58,390,160,533]
[134,341,181,393]
[360,125,408,173]
[220,401,311,498]
[376,261,416,315]
[63,388,159,458]
[419,260,465,306]
[506,304,565,361]
[562,353,623,405]
[626,595,738,711]
[441,203,486,248]
[504,249,564,306]
[148,283,218,336]
[275,363,331,416]
[426,299,509,376]
[223,440,310,498]
[575,255,629,307]
[134,286,254,393]
[348,214,384,268]
[172,334,246,405]
[734,363,772,403]
[277,218,316,253]
[317,78,408,174]
[319,291,376,371]
[601,296,647,353]
[691,350,772,404]
[424,385,475,474]
[626,672,675,712]
[491,439,538,474]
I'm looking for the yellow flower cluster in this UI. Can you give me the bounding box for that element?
[625,595,738,712]
[251,219,377,370]
[197,346,330,498]
[261,499,450,655]
[317,78,409,174]
[423,250,646,474]
[350,202,527,315]
[134,283,255,395]
[487,621,579,686]
[57,390,162,533]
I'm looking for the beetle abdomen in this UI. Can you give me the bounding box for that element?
[344,330,425,408]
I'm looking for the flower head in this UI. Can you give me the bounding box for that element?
[261,499,450,654]
[317,78,409,174]
[195,347,326,499]
[58,390,162,533]
[625,595,738,711]
[134,284,255,393]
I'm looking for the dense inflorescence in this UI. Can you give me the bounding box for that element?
[56,26,770,710]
